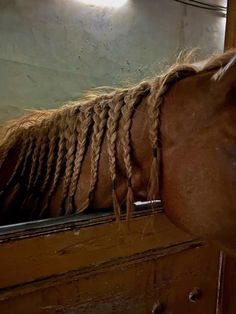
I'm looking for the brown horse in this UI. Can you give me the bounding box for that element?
[0,50,236,257]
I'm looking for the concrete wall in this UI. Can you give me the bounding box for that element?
[0,0,226,123]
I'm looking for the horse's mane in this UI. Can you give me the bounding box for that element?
[0,49,235,219]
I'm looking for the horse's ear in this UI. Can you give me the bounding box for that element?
[211,54,236,93]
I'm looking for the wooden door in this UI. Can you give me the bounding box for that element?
[0,208,221,314]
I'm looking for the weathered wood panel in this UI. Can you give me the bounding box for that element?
[0,212,194,289]
[0,244,220,314]
[217,254,236,314]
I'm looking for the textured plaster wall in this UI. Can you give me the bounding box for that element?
[0,0,226,123]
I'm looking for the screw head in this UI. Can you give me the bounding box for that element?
[189,287,201,303]
[152,300,165,314]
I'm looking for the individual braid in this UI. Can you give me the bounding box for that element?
[32,126,49,189]
[119,82,151,218]
[120,90,136,219]
[18,129,37,210]
[67,105,93,214]
[39,111,67,216]
[147,74,175,201]
[20,129,36,180]
[39,114,60,193]
[26,123,46,191]
[80,99,109,211]
[60,107,79,213]
[147,78,163,201]
[147,65,197,201]
[107,92,125,220]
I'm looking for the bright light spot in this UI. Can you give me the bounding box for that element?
[78,0,128,8]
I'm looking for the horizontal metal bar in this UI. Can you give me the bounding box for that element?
[0,201,163,241]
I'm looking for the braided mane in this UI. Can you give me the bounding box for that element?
[0,50,235,220]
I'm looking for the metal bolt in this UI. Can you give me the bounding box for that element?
[189,287,201,303]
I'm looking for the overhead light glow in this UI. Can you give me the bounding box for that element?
[78,0,128,8]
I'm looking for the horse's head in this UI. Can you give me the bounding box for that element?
[161,52,236,257]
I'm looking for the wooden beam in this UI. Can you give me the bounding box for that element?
[222,3,236,310]
[0,212,194,290]
[0,244,220,314]
[225,0,236,49]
